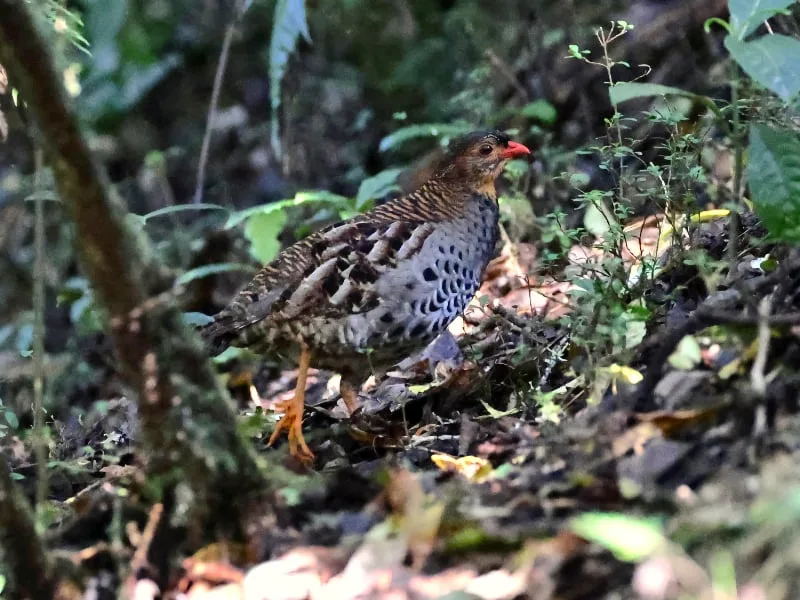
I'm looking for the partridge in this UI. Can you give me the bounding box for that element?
[201,130,531,462]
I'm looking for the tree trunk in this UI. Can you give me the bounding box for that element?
[0,0,269,546]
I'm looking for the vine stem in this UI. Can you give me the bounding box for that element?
[597,24,628,205]
[193,0,247,204]
[728,62,743,268]
[32,146,48,517]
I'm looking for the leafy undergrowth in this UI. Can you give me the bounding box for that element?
[4,1,800,598]
[14,203,800,599]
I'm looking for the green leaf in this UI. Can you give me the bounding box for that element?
[268,0,311,158]
[571,512,666,562]
[355,168,403,209]
[69,292,103,335]
[0,325,13,348]
[520,99,558,125]
[624,320,647,349]
[378,122,473,153]
[747,124,800,242]
[117,55,182,112]
[16,323,33,357]
[725,34,800,102]
[182,312,215,327]
[225,191,347,229]
[212,346,258,363]
[478,398,519,419]
[729,0,795,39]
[85,0,128,46]
[277,486,303,506]
[609,82,698,105]
[668,335,702,370]
[244,210,288,264]
[4,410,18,429]
[141,203,228,223]
[583,201,614,238]
[174,263,255,287]
[23,191,60,203]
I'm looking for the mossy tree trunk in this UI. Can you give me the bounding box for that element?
[0,454,55,599]
[0,0,269,558]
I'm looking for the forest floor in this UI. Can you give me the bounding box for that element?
[4,1,800,598]
[10,207,800,600]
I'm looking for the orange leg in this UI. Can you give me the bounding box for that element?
[340,379,362,415]
[268,347,314,463]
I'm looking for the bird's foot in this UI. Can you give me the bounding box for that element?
[268,397,314,464]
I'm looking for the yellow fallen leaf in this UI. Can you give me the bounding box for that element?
[478,398,519,419]
[657,209,730,249]
[408,381,439,395]
[690,208,730,223]
[607,363,644,384]
[431,454,493,482]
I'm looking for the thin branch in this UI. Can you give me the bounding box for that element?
[750,296,772,397]
[193,0,247,204]
[629,299,800,411]
[484,49,528,101]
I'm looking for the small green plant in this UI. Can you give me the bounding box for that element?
[558,22,658,368]
[548,0,800,406]
[131,167,402,295]
[552,18,752,395]
[602,2,800,247]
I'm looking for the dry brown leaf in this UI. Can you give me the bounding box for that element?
[614,406,722,457]
[385,468,444,569]
[636,406,722,437]
[567,244,604,267]
[612,422,663,457]
[182,558,245,585]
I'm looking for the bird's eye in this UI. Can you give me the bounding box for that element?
[478,144,493,156]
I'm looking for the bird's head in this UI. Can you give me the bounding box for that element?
[432,130,531,196]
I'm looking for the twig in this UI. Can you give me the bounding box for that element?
[31,146,48,513]
[628,293,800,410]
[485,49,529,101]
[750,297,772,396]
[130,503,164,575]
[750,296,772,438]
[193,0,247,204]
[697,309,800,327]
[539,334,570,388]
[403,434,461,449]
[627,253,800,409]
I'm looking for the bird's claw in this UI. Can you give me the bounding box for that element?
[268,398,314,464]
